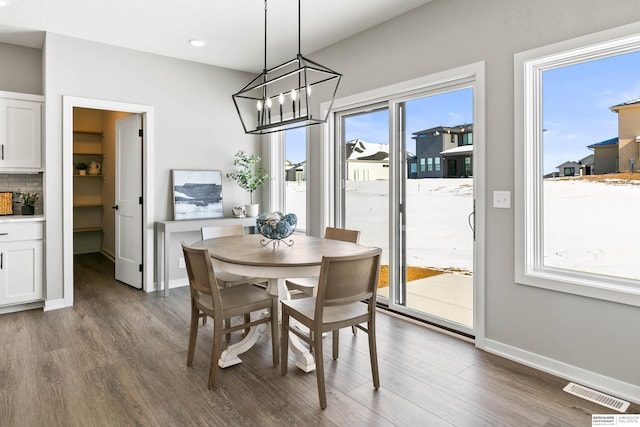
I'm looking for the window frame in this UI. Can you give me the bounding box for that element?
[268,128,308,232]
[514,22,640,307]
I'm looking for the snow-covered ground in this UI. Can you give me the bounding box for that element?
[286,177,640,280]
[287,179,475,272]
[544,178,640,280]
[343,179,474,271]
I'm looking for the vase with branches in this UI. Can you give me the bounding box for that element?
[227,150,269,217]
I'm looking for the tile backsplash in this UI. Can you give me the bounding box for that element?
[0,173,44,215]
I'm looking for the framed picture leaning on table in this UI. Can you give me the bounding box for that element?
[172,169,224,220]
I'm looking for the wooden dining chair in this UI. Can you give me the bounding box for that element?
[201,225,268,341]
[285,227,361,298]
[182,242,279,389]
[201,225,268,288]
[285,227,361,335]
[280,247,382,409]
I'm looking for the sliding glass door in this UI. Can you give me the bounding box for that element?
[397,88,474,333]
[337,107,390,286]
[336,86,476,336]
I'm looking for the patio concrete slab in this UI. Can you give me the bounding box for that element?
[377,272,473,328]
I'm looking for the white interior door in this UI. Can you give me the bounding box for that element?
[115,114,142,288]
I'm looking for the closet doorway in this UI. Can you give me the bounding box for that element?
[72,108,142,288]
[62,96,155,306]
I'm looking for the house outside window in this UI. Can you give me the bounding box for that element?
[435,157,441,171]
[420,158,426,172]
[427,157,433,171]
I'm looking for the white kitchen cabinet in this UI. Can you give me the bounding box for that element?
[0,221,44,307]
[0,91,43,171]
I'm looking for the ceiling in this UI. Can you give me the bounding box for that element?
[0,0,433,73]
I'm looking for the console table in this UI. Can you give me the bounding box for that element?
[155,217,256,296]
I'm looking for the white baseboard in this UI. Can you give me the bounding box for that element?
[101,249,115,262]
[484,339,640,405]
[44,298,68,311]
[152,278,188,293]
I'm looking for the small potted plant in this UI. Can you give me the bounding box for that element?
[19,192,39,215]
[227,150,269,217]
[76,162,88,175]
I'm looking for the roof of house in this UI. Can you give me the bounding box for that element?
[587,137,618,148]
[610,98,640,111]
[346,139,389,161]
[412,123,473,137]
[556,160,581,168]
[440,145,473,156]
[579,154,594,165]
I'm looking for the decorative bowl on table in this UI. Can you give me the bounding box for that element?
[256,211,297,247]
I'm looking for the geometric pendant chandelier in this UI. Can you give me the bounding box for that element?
[232,0,342,135]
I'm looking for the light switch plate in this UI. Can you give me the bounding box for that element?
[493,191,511,209]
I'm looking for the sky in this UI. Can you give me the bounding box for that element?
[285,49,640,169]
[542,50,640,174]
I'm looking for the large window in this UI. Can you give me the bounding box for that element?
[284,128,306,231]
[515,23,640,306]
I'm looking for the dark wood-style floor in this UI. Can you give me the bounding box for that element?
[0,253,637,426]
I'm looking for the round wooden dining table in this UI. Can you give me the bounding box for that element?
[192,233,373,372]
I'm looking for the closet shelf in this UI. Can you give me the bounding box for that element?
[73,130,104,136]
[74,152,105,156]
[73,227,104,233]
[73,203,103,208]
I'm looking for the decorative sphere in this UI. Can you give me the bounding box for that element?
[256,211,297,240]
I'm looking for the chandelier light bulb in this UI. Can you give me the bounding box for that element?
[256,100,263,125]
[291,89,297,118]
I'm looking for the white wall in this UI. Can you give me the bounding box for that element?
[0,41,41,94]
[308,0,640,401]
[44,33,261,299]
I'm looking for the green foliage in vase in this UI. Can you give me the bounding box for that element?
[226,150,269,204]
[20,192,40,206]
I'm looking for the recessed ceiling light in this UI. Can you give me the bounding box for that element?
[189,39,206,47]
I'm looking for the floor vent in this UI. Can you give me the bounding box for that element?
[563,382,630,412]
